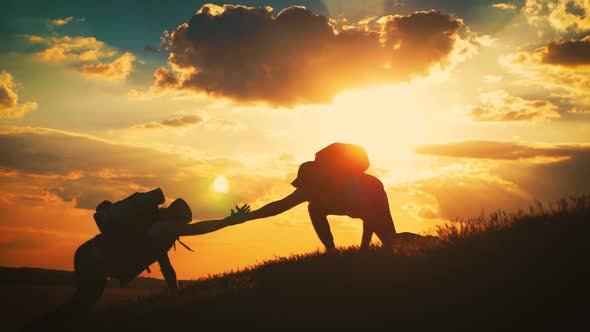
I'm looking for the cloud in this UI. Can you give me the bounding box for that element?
[466,90,561,122]
[154,4,475,107]
[414,140,584,160]
[152,67,179,91]
[542,35,590,66]
[133,115,204,129]
[412,140,590,219]
[523,0,590,32]
[0,127,275,216]
[491,3,518,10]
[501,36,590,106]
[0,71,37,119]
[81,52,136,80]
[132,114,244,131]
[28,35,112,62]
[28,35,136,80]
[51,16,73,26]
[415,172,532,219]
[203,118,245,131]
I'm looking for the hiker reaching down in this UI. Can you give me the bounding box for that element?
[238,143,398,252]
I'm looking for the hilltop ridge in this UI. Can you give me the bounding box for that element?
[71,196,590,331]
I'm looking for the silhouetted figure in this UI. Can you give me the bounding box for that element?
[242,143,398,251]
[23,191,249,331]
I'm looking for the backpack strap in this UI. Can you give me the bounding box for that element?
[175,238,194,252]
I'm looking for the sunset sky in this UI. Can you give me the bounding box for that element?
[1,0,589,280]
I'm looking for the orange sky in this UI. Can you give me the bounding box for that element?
[1,1,590,280]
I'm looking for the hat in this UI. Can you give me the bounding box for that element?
[167,198,192,223]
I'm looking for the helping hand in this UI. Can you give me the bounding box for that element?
[224,204,251,225]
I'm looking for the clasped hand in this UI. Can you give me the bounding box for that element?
[224,204,251,225]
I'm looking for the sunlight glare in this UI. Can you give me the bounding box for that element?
[213,175,229,193]
[324,84,428,159]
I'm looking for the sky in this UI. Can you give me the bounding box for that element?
[1,0,589,280]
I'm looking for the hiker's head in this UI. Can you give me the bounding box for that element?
[291,161,320,188]
[163,198,192,224]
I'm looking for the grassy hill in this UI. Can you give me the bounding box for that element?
[56,196,590,331]
[0,267,175,289]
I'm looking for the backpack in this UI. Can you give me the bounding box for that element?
[93,188,165,235]
[314,143,369,177]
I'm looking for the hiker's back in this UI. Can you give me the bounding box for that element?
[93,223,176,283]
[90,188,183,284]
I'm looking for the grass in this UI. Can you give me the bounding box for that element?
[70,195,590,331]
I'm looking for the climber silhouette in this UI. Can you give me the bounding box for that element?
[242,143,397,251]
[23,196,249,331]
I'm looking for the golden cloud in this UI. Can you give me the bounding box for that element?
[132,115,204,129]
[28,35,111,62]
[466,90,560,122]
[51,16,73,26]
[491,3,518,10]
[501,36,590,106]
[132,114,244,132]
[523,0,590,32]
[81,52,137,80]
[0,127,275,216]
[412,140,590,219]
[414,140,585,160]
[0,71,37,119]
[153,4,475,107]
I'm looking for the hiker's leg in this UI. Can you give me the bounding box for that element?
[308,203,335,250]
[373,216,396,251]
[24,240,106,330]
[66,240,107,316]
[360,220,374,251]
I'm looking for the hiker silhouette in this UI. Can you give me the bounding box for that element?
[241,143,399,251]
[23,193,249,331]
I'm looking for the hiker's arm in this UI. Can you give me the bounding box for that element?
[158,253,178,289]
[176,218,234,236]
[149,204,250,237]
[176,204,251,236]
[244,189,306,221]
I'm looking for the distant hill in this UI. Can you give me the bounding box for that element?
[0,267,191,289]
[26,196,590,331]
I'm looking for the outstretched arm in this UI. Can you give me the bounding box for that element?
[157,253,178,289]
[245,189,307,221]
[149,204,251,238]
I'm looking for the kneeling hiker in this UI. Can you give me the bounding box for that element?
[34,188,249,327]
[241,143,397,251]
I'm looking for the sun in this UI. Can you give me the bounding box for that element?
[213,175,229,193]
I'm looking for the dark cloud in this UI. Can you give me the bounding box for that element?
[542,36,590,67]
[155,4,470,107]
[414,140,585,160]
[380,10,463,79]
